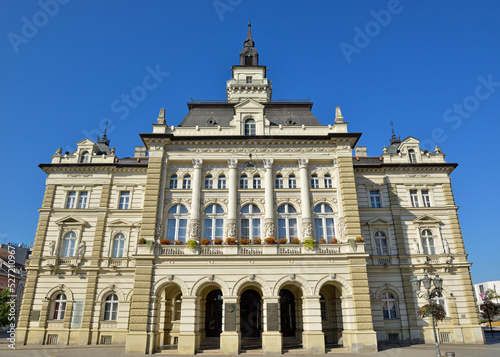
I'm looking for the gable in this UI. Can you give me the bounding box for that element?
[55,216,87,226]
[412,214,441,224]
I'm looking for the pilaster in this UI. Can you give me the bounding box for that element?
[298,159,313,240]
[263,159,275,238]
[189,159,203,242]
[227,159,238,240]
[301,296,325,354]
[178,296,199,355]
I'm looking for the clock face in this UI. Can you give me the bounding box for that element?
[245,161,256,173]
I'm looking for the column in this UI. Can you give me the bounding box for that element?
[178,296,199,354]
[188,159,203,242]
[301,296,325,354]
[221,295,240,355]
[226,159,238,240]
[262,296,282,353]
[263,159,275,239]
[298,158,313,240]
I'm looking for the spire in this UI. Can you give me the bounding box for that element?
[389,121,401,144]
[240,21,258,66]
[245,20,254,47]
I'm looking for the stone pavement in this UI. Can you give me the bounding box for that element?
[0,330,499,357]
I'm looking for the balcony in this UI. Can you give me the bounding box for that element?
[148,242,365,257]
[227,78,271,86]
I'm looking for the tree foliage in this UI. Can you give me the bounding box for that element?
[0,288,15,327]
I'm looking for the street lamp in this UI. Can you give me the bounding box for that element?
[412,274,444,357]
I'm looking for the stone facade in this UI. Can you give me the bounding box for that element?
[17,25,483,354]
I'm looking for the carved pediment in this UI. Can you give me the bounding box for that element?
[412,214,441,224]
[108,219,140,228]
[366,217,393,225]
[55,216,87,226]
[233,98,265,110]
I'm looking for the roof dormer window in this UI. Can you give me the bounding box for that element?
[246,76,252,84]
[244,119,256,136]
[408,149,416,163]
[80,151,90,163]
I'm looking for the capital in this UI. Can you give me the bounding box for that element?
[192,159,203,169]
[263,158,274,169]
[298,158,309,168]
[227,159,238,169]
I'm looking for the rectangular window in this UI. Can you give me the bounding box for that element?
[246,76,252,83]
[278,219,286,239]
[289,218,298,239]
[66,191,76,209]
[119,191,130,209]
[203,219,213,240]
[78,192,88,209]
[252,219,260,240]
[369,190,381,208]
[410,190,419,207]
[421,190,431,207]
[215,219,224,239]
[241,219,250,239]
[253,176,261,189]
[178,219,187,242]
[167,219,176,241]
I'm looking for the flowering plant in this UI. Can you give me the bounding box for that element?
[319,238,326,244]
[239,238,250,245]
[418,303,446,321]
[225,238,236,245]
[330,238,338,244]
[264,237,276,244]
[355,236,364,242]
[138,238,146,245]
[160,239,171,245]
[279,238,287,244]
[201,239,211,245]
[214,238,223,245]
[291,238,300,244]
[253,238,261,244]
[174,240,184,245]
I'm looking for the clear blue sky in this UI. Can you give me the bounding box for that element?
[1,1,499,286]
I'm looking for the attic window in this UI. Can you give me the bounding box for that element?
[408,149,417,163]
[80,152,89,163]
[246,76,252,84]
[244,119,256,136]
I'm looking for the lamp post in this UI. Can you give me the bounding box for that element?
[411,274,444,357]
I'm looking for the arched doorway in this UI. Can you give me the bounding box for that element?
[205,289,223,337]
[280,289,296,337]
[240,289,262,339]
[319,284,344,347]
[155,284,182,352]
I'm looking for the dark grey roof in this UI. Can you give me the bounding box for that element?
[178,102,322,127]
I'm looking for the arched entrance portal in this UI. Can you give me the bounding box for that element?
[319,284,344,346]
[155,284,182,352]
[205,289,223,337]
[240,289,262,338]
[280,289,296,337]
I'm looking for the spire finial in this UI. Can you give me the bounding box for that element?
[245,20,254,47]
[389,121,400,144]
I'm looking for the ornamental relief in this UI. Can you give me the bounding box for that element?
[168,146,334,153]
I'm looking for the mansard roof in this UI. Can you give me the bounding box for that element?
[178,101,322,127]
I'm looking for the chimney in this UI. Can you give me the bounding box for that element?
[355,146,368,157]
[134,146,147,157]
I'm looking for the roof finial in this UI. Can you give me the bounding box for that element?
[245,20,254,47]
[389,121,400,144]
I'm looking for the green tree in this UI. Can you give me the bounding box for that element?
[0,288,15,327]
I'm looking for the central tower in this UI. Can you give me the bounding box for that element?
[226,22,272,103]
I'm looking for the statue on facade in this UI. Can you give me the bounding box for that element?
[442,239,450,254]
[77,241,86,257]
[226,219,237,239]
[264,219,275,238]
[48,241,55,256]
[188,219,200,240]
[337,217,346,238]
[301,218,313,239]
[413,239,420,254]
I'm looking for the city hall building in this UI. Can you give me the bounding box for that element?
[17,24,483,354]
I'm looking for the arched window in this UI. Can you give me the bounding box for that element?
[111,233,125,258]
[313,204,334,242]
[253,175,261,189]
[218,175,226,189]
[245,119,256,136]
[324,174,332,189]
[169,174,178,189]
[167,204,188,242]
[288,174,296,189]
[381,292,397,319]
[277,204,298,242]
[408,149,417,163]
[240,174,248,189]
[182,175,191,189]
[103,294,119,321]
[61,232,76,257]
[80,151,89,163]
[205,174,213,189]
[311,174,319,189]
[203,204,224,241]
[374,231,388,256]
[421,230,435,255]
[275,174,283,189]
[51,293,66,320]
[240,204,261,241]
